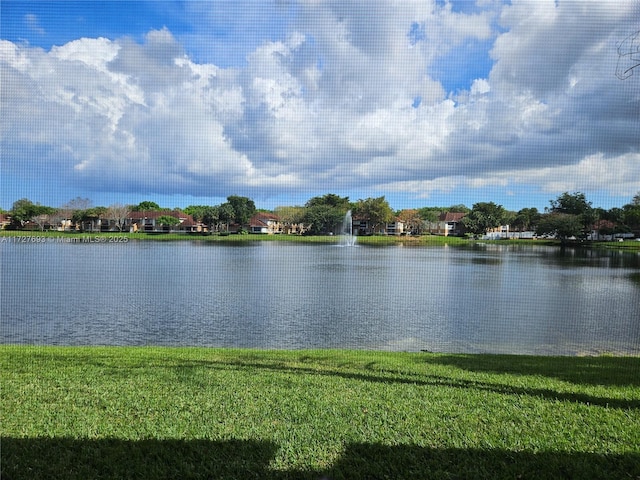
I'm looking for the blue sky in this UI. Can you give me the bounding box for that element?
[2,0,639,212]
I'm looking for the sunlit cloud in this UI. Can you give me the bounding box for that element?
[1,1,638,210]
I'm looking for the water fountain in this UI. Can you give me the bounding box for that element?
[340,210,357,247]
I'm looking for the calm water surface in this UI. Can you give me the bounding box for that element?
[2,241,639,354]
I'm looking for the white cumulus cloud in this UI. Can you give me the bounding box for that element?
[1,1,638,208]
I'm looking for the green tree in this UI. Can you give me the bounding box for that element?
[183,205,208,222]
[10,199,56,229]
[462,202,506,236]
[217,203,235,232]
[303,205,345,235]
[353,196,394,234]
[503,210,517,230]
[417,207,442,223]
[183,203,235,232]
[536,213,584,242]
[448,204,471,214]
[227,196,256,228]
[303,194,351,234]
[305,194,351,211]
[513,207,541,232]
[10,198,38,227]
[133,201,161,212]
[622,192,640,236]
[75,206,107,231]
[198,206,218,231]
[397,209,424,235]
[546,192,596,240]
[274,206,306,224]
[603,207,626,227]
[156,215,180,229]
[549,192,592,215]
[417,205,469,223]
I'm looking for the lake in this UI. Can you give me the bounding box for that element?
[2,240,639,355]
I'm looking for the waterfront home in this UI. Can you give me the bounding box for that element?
[385,220,405,235]
[249,213,281,234]
[81,211,206,233]
[249,213,310,235]
[482,224,511,240]
[0,213,11,230]
[427,212,467,236]
[128,211,204,233]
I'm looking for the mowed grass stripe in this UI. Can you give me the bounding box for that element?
[2,346,639,479]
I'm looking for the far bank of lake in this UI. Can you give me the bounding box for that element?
[3,230,640,250]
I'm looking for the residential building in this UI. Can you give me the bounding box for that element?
[249,213,281,234]
[385,220,405,235]
[0,213,11,230]
[249,213,310,235]
[427,212,467,236]
[483,224,511,240]
[81,211,206,233]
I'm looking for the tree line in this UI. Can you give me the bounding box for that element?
[4,191,640,240]
[4,196,259,233]
[460,192,640,242]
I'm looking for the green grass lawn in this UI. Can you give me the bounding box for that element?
[0,230,468,246]
[2,346,639,479]
[5,229,640,250]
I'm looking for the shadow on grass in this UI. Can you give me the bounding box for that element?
[36,352,640,410]
[1,437,277,480]
[16,349,640,410]
[160,357,640,410]
[2,437,639,480]
[424,354,640,387]
[328,443,640,480]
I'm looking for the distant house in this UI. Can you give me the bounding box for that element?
[352,216,369,235]
[427,212,467,236]
[587,219,633,241]
[249,213,310,235]
[250,213,281,234]
[351,216,404,235]
[385,219,405,235]
[0,213,11,230]
[351,216,368,235]
[56,219,74,231]
[128,211,204,233]
[482,224,511,240]
[81,211,206,233]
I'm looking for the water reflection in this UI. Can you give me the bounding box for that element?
[1,241,638,354]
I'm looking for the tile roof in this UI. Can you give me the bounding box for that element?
[250,213,280,227]
[592,219,616,230]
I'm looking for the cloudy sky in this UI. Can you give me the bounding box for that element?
[1,1,639,212]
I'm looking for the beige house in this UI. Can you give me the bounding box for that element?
[0,213,11,230]
[127,211,205,233]
[352,217,405,235]
[427,212,467,236]
[385,220,405,235]
[82,211,206,233]
[249,213,310,235]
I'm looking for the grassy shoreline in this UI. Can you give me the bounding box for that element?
[2,345,639,479]
[3,229,640,249]
[0,230,468,246]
